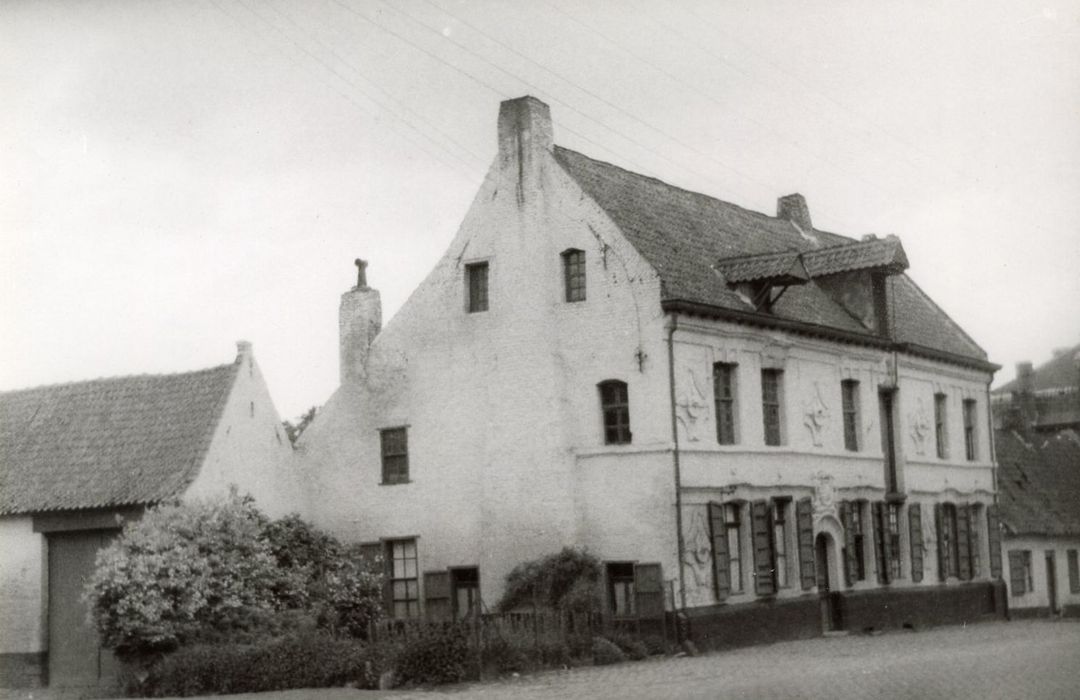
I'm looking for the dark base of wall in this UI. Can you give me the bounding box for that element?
[0,652,47,689]
[680,581,1008,651]
[1011,604,1080,619]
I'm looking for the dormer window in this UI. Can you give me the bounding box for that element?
[562,249,586,302]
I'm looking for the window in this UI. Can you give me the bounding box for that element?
[934,393,948,459]
[1068,550,1079,594]
[562,249,586,302]
[607,562,636,617]
[387,539,419,618]
[969,504,982,578]
[851,501,867,581]
[599,380,631,444]
[466,261,489,312]
[1024,551,1034,592]
[771,499,790,589]
[887,504,902,581]
[879,390,899,494]
[451,567,480,620]
[841,380,860,451]
[761,369,783,446]
[714,363,738,445]
[942,504,960,578]
[726,504,743,593]
[380,427,409,484]
[963,399,978,461]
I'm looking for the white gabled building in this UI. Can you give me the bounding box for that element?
[298,96,1006,646]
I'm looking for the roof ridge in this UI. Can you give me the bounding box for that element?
[0,363,236,396]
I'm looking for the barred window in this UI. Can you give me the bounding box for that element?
[380,427,409,484]
[599,380,631,444]
[562,249,586,302]
[841,380,860,451]
[714,363,738,445]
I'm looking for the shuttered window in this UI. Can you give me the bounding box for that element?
[887,503,902,580]
[908,503,924,582]
[841,380,860,451]
[987,505,1003,579]
[751,499,775,596]
[771,499,790,589]
[423,570,451,622]
[872,502,890,584]
[761,370,783,446]
[634,563,665,619]
[708,502,731,601]
[840,501,856,587]
[939,503,961,579]
[796,498,816,591]
[599,380,631,444]
[713,363,738,445]
[956,504,971,581]
[1068,550,1079,594]
[968,504,982,578]
[562,249,586,302]
[380,427,409,484]
[1008,550,1033,597]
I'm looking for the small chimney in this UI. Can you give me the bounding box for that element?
[1012,361,1037,430]
[339,258,382,385]
[236,340,252,360]
[777,193,813,231]
[498,96,553,203]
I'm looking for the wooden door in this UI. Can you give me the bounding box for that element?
[47,530,119,688]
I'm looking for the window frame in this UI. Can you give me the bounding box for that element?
[725,503,744,593]
[714,362,738,445]
[963,399,978,461]
[386,538,420,619]
[380,427,410,485]
[934,393,949,459]
[599,380,631,445]
[887,503,903,580]
[606,562,636,618]
[852,500,867,581]
[465,261,489,313]
[771,498,791,589]
[841,379,860,451]
[942,503,960,578]
[1023,550,1034,592]
[761,369,784,446]
[561,248,586,302]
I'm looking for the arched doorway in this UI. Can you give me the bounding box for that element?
[815,532,841,631]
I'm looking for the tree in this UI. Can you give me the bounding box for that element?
[283,406,318,445]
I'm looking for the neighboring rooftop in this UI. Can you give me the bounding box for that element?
[995,342,1080,394]
[553,146,989,366]
[996,429,1080,537]
[0,362,240,515]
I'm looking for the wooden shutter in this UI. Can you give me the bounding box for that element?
[708,502,730,601]
[796,497,816,591]
[987,505,1003,580]
[423,570,451,621]
[872,501,888,584]
[956,503,972,581]
[908,503,924,583]
[1068,551,1079,594]
[751,499,775,596]
[634,563,665,618]
[934,503,947,581]
[1007,551,1026,596]
[839,500,856,587]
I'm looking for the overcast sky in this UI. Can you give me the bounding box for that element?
[2,0,1078,420]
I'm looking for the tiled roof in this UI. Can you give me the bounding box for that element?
[995,342,1080,394]
[0,363,239,515]
[995,429,1080,537]
[553,146,988,363]
[713,251,809,285]
[800,236,908,277]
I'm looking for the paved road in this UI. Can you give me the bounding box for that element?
[393,619,1080,700]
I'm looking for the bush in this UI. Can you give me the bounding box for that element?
[640,634,674,657]
[138,632,381,696]
[393,628,471,687]
[480,636,529,676]
[591,636,626,666]
[498,548,602,613]
[605,632,648,661]
[320,557,385,639]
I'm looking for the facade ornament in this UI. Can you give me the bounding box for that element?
[908,398,931,455]
[675,367,709,442]
[803,383,831,447]
[811,470,837,521]
[681,506,713,607]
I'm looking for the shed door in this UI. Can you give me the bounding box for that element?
[47,530,119,688]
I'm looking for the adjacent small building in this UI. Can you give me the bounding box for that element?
[0,342,296,690]
[992,344,1080,433]
[298,96,1007,647]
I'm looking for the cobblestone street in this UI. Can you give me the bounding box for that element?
[393,619,1080,700]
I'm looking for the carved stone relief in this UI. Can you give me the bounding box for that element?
[803,383,831,447]
[681,506,714,607]
[908,398,931,455]
[675,366,709,442]
[811,470,837,522]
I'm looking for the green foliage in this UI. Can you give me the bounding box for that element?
[282,406,318,446]
[393,628,471,687]
[84,492,284,658]
[137,633,381,696]
[498,548,602,613]
[320,556,385,638]
[591,636,626,666]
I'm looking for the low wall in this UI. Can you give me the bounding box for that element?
[681,595,822,651]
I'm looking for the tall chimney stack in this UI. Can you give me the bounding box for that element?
[339,258,382,385]
[497,96,553,203]
[777,193,813,231]
[1013,361,1037,430]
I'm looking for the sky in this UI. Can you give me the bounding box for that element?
[2,0,1078,421]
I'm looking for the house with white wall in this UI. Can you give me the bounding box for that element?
[0,342,296,689]
[298,96,1006,648]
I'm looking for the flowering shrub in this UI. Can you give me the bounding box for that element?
[497,547,602,613]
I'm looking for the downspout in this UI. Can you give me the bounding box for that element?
[986,377,998,503]
[667,313,687,611]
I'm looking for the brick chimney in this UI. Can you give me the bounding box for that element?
[777,193,813,231]
[1013,361,1037,430]
[339,258,381,385]
[498,96,553,204]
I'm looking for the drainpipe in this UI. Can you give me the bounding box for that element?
[985,377,998,503]
[667,313,687,611]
